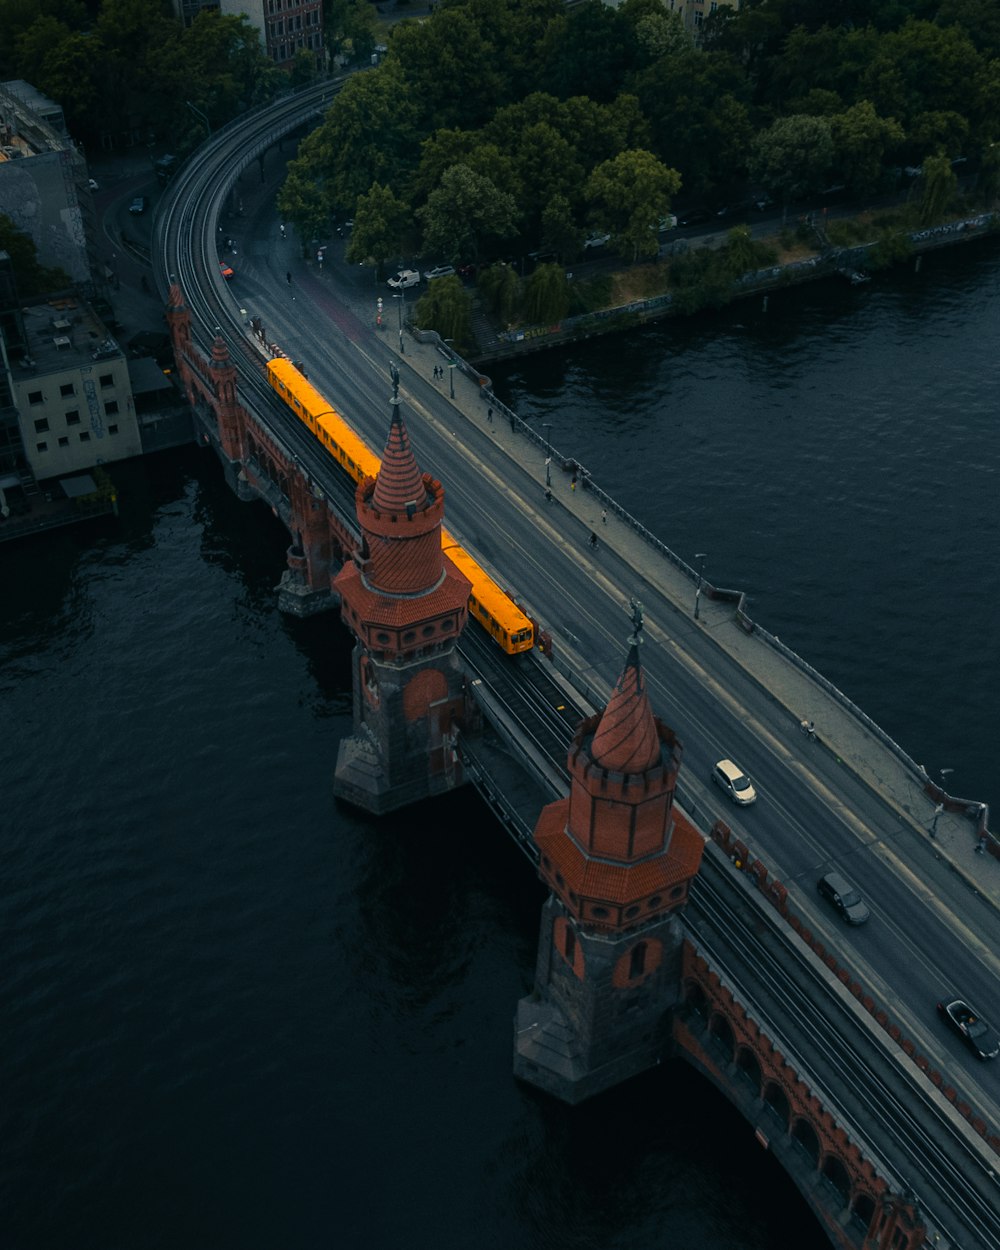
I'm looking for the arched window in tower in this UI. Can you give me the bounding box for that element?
[564,925,576,963]
[629,942,647,979]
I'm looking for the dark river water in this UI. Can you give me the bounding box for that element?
[3,239,998,1249]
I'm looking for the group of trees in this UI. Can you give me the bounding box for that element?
[279,0,999,284]
[0,0,381,153]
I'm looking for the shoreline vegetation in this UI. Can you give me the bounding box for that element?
[458,203,999,365]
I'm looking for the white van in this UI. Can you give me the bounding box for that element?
[387,270,420,289]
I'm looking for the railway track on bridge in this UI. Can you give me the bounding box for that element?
[151,86,1000,1250]
[687,860,1000,1250]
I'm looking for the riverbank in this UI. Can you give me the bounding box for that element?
[467,207,1000,365]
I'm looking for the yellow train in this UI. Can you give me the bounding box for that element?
[266,356,534,655]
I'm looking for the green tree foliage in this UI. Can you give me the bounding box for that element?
[830,101,905,197]
[347,182,411,274]
[978,142,1000,208]
[0,213,71,297]
[523,263,570,324]
[294,66,420,217]
[412,274,471,346]
[477,263,521,324]
[418,164,518,265]
[540,194,578,262]
[276,167,331,252]
[0,0,88,78]
[538,0,639,103]
[13,20,98,132]
[918,151,958,224]
[750,115,835,207]
[585,149,681,260]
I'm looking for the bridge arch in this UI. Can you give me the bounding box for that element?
[708,1012,735,1063]
[850,1191,876,1229]
[683,979,708,1016]
[791,1117,820,1167]
[735,1046,762,1094]
[820,1153,852,1206]
[762,1080,790,1131]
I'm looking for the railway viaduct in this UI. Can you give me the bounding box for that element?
[156,87,998,1250]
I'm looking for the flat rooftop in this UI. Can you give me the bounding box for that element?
[13,299,123,379]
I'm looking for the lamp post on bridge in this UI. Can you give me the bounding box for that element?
[930,768,953,837]
[543,423,552,487]
[694,552,708,621]
[393,287,405,354]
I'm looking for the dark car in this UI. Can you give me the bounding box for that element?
[677,209,711,227]
[816,871,870,925]
[936,998,1000,1060]
[129,196,147,215]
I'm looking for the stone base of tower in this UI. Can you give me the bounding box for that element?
[513,997,672,1105]
[276,569,336,618]
[333,732,465,815]
[512,896,685,1105]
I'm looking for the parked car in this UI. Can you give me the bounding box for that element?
[387,269,420,290]
[129,196,147,215]
[936,998,999,1060]
[457,262,478,278]
[711,759,757,806]
[583,232,611,249]
[423,265,456,281]
[657,214,678,232]
[677,208,711,227]
[816,871,870,924]
[219,260,234,281]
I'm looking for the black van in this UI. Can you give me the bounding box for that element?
[817,871,870,924]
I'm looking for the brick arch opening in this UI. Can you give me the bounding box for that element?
[762,1081,790,1131]
[821,1154,852,1207]
[851,1192,876,1230]
[791,1117,820,1167]
[708,1013,735,1063]
[683,980,708,1015]
[736,1047,762,1094]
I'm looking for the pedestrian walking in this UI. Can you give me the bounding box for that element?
[571,475,577,493]
[601,508,607,524]
[286,271,292,285]
[487,407,493,424]
[589,531,599,549]
[544,487,552,503]
[509,414,515,432]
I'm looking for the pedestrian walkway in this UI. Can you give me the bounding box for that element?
[297,256,998,914]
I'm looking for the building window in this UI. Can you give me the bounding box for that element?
[564,926,576,962]
[105,400,119,415]
[79,431,91,442]
[99,373,113,387]
[34,418,50,433]
[28,390,43,404]
[36,440,48,452]
[60,382,75,397]
[58,436,69,447]
[109,424,119,435]
[66,410,81,425]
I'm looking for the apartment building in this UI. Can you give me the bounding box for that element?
[220,0,324,69]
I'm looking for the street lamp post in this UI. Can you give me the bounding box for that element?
[542,423,552,486]
[185,100,211,140]
[448,361,456,399]
[394,289,405,354]
[694,552,708,620]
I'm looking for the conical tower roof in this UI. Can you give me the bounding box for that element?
[372,401,428,514]
[590,642,661,774]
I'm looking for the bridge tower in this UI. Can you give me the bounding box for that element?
[514,608,705,1103]
[333,367,472,815]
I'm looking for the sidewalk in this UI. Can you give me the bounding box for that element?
[298,254,999,916]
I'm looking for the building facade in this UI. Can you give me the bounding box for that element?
[8,299,141,482]
[0,81,100,293]
[219,0,324,70]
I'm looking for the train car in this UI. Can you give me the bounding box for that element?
[442,534,534,655]
[266,357,379,483]
[265,356,534,655]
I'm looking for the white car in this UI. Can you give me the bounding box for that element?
[712,758,758,806]
[423,265,456,281]
[583,232,611,249]
[387,269,420,289]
